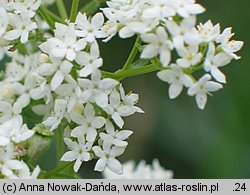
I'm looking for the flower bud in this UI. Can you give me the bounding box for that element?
[39,53,49,64]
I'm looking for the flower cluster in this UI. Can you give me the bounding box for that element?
[101,0,243,109]
[0,0,41,53]
[0,52,41,179]
[35,19,143,174]
[103,159,173,179]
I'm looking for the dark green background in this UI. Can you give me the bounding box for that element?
[40,0,250,178]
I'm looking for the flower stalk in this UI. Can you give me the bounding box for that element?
[122,36,142,71]
[56,0,68,19]
[70,0,80,22]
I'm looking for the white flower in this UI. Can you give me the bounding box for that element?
[0,82,26,100]
[104,88,140,128]
[0,101,20,123]
[196,20,220,42]
[61,137,92,172]
[100,9,119,42]
[141,27,173,67]
[169,0,205,18]
[216,28,243,60]
[43,99,67,131]
[188,74,223,109]
[4,13,37,44]
[103,159,173,179]
[119,20,158,39]
[70,103,106,142]
[25,72,52,102]
[100,119,133,148]
[157,65,193,99]
[176,44,202,68]
[0,116,34,146]
[142,0,175,20]
[204,42,232,83]
[0,144,23,178]
[8,161,40,179]
[39,23,86,61]
[93,145,125,174]
[13,0,42,18]
[103,0,158,38]
[165,16,200,48]
[78,70,119,108]
[119,85,144,114]
[5,60,27,82]
[75,41,103,77]
[75,13,105,43]
[38,59,73,91]
[55,75,82,112]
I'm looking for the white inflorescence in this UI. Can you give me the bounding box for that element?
[101,0,243,110]
[0,0,243,179]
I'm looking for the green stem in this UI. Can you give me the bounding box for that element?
[151,57,163,69]
[70,0,80,22]
[80,0,107,15]
[122,36,141,70]
[38,5,55,30]
[102,64,161,80]
[55,125,65,163]
[56,0,68,19]
[45,162,73,179]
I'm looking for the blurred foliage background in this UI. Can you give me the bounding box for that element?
[38,0,250,178]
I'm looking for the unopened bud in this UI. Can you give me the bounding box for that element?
[39,53,49,64]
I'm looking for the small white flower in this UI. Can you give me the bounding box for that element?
[38,59,73,91]
[0,101,19,123]
[0,144,23,178]
[119,85,144,114]
[70,103,106,142]
[4,13,37,44]
[142,0,175,20]
[216,28,243,60]
[78,70,119,108]
[141,27,173,67]
[75,41,103,77]
[75,12,105,43]
[157,64,193,99]
[39,23,87,61]
[5,60,27,82]
[0,116,34,146]
[13,0,42,18]
[196,20,220,42]
[170,0,205,18]
[104,88,140,128]
[93,145,125,175]
[25,72,52,103]
[43,99,67,131]
[8,161,40,179]
[204,42,232,83]
[100,9,119,42]
[176,44,202,68]
[188,74,223,109]
[100,119,133,148]
[61,137,92,172]
[165,17,200,48]
[55,75,82,112]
